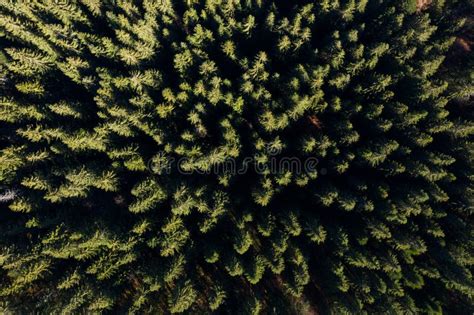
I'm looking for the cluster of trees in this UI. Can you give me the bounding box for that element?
[0,0,472,313]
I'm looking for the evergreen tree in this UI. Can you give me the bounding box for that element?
[0,0,472,313]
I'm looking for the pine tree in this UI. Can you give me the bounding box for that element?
[0,0,472,313]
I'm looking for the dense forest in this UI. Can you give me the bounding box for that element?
[0,0,473,313]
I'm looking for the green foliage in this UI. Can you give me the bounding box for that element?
[404,0,419,14]
[0,0,472,313]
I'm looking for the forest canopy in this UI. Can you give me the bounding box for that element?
[0,0,473,313]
